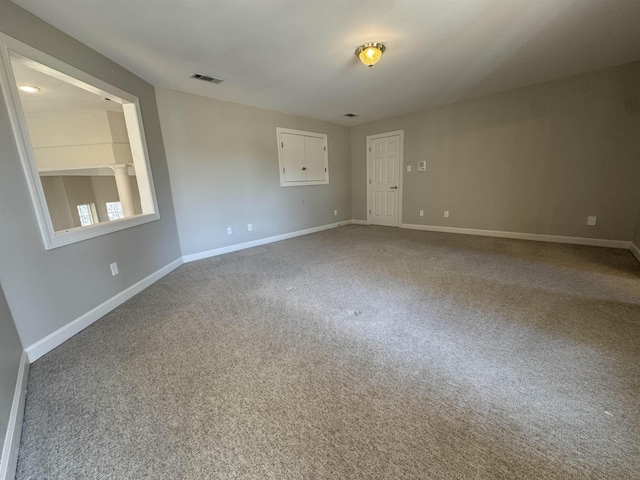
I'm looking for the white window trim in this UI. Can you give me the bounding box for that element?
[77,204,96,227]
[0,32,160,250]
[276,127,329,187]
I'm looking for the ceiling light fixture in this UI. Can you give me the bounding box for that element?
[355,43,386,68]
[18,85,41,93]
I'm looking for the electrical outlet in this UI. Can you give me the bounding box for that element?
[407,165,412,172]
[247,224,253,231]
[110,262,119,276]
[227,227,233,234]
[444,211,449,218]
[419,210,424,217]
[587,216,597,226]
[334,210,338,216]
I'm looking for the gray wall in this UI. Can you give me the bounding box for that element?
[352,63,640,241]
[61,176,97,228]
[0,0,182,347]
[156,88,351,256]
[91,176,118,222]
[41,176,74,231]
[0,284,23,459]
[634,107,640,249]
[634,205,640,247]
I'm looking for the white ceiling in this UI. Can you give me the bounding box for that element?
[12,59,123,117]
[11,0,640,126]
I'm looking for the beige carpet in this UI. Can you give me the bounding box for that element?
[16,225,640,479]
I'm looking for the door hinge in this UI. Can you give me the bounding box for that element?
[368,147,371,153]
[325,168,327,172]
[283,167,285,173]
[281,142,284,148]
[369,209,372,214]
[324,146,326,151]
[369,179,371,184]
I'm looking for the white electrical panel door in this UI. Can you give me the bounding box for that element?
[304,136,326,181]
[277,128,329,187]
[281,133,307,183]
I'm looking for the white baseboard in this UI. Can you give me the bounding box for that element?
[182,220,353,263]
[400,223,631,249]
[351,219,368,225]
[0,352,29,480]
[25,258,184,363]
[630,242,640,263]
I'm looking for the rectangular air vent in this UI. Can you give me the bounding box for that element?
[191,73,223,84]
[343,113,359,118]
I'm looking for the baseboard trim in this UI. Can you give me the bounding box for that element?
[399,223,631,249]
[351,219,368,225]
[25,258,184,363]
[630,242,640,263]
[182,221,353,263]
[0,352,29,480]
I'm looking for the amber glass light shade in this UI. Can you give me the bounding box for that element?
[355,43,385,67]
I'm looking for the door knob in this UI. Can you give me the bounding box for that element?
[302,167,307,170]
[390,186,398,189]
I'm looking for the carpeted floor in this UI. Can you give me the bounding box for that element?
[15,225,640,479]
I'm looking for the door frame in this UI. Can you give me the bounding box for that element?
[366,130,404,226]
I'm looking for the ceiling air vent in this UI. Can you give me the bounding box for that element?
[191,73,223,84]
[343,113,359,118]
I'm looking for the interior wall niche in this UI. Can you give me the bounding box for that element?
[277,127,329,187]
[0,33,160,249]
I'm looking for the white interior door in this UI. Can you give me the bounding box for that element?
[368,133,402,226]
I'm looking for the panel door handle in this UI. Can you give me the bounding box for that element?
[390,186,398,189]
[302,167,307,171]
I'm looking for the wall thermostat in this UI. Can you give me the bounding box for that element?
[418,161,427,171]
